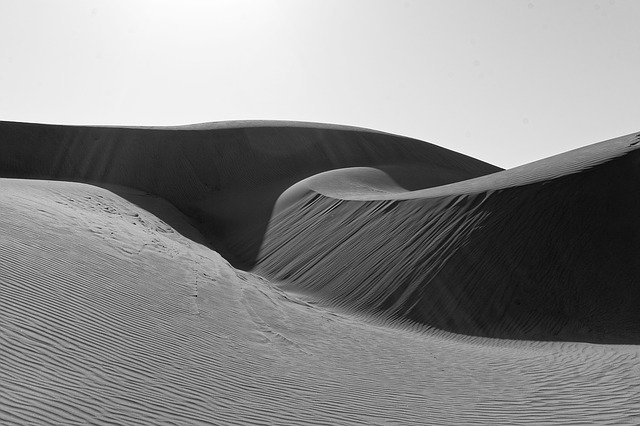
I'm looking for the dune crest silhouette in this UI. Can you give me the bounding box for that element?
[0,120,498,268]
[258,132,640,343]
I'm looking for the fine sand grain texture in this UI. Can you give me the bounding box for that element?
[1,121,640,424]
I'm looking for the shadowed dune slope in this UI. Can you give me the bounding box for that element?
[0,120,500,268]
[257,132,640,343]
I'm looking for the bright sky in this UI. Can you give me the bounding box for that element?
[1,0,639,168]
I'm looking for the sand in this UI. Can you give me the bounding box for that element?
[260,132,640,343]
[1,121,639,424]
[0,120,499,269]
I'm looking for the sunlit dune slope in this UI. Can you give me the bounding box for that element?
[2,179,640,425]
[258,132,640,343]
[0,120,500,268]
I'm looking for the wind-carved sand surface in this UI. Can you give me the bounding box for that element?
[1,121,640,424]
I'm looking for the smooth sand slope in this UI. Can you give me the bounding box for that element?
[1,120,640,423]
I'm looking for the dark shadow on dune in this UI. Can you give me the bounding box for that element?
[92,183,212,247]
[257,145,640,345]
[0,120,500,270]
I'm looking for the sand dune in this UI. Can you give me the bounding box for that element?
[259,132,640,343]
[1,120,640,423]
[0,120,499,268]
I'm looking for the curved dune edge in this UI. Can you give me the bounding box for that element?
[258,132,640,343]
[0,120,500,268]
[2,178,640,424]
[279,132,640,204]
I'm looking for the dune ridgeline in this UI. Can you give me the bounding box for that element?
[258,131,640,343]
[2,120,640,424]
[2,121,638,343]
[0,120,498,268]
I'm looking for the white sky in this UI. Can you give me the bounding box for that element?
[1,0,639,168]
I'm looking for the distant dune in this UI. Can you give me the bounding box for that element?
[1,120,639,424]
[259,132,640,343]
[0,120,499,268]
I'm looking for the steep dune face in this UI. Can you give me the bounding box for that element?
[0,121,500,268]
[258,133,640,343]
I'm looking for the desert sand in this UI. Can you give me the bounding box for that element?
[1,120,639,424]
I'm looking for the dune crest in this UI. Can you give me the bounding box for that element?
[0,120,499,268]
[258,132,640,343]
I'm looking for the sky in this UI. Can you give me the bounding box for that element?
[1,0,639,168]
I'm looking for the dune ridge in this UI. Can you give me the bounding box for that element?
[0,120,499,268]
[258,132,640,343]
[284,132,639,202]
